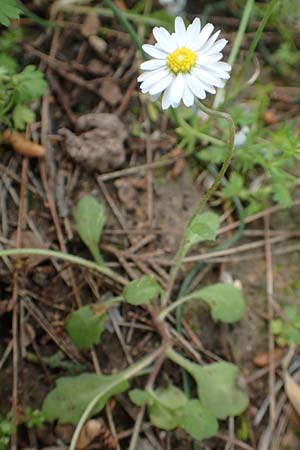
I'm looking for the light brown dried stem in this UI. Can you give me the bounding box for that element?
[264,214,276,435]
[97,157,182,182]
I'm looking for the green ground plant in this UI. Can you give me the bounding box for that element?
[0,25,46,130]
[0,408,45,450]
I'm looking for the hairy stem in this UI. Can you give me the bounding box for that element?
[165,102,235,304]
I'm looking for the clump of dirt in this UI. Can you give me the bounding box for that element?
[59,113,127,171]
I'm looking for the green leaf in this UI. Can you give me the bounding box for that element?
[190,362,249,420]
[270,170,292,207]
[65,304,107,350]
[151,385,187,410]
[221,172,245,199]
[130,385,218,440]
[123,275,161,305]
[180,399,218,440]
[13,65,47,103]
[191,283,245,323]
[129,389,149,406]
[196,146,226,165]
[184,212,219,251]
[270,319,283,335]
[148,400,179,430]
[0,54,17,73]
[0,0,22,26]
[42,373,129,425]
[0,29,22,53]
[12,104,34,130]
[74,196,105,264]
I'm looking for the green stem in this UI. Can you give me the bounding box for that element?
[165,102,235,304]
[69,346,165,450]
[102,0,142,52]
[240,0,279,77]
[159,292,197,321]
[0,248,128,286]
[222,0,280,106]
[213,0,255,108]
[177,114,226,147]
[228,0,255,68]
[56,5,170,28]
[165,347,196,374]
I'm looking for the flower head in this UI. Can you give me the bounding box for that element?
[138,17,231,110]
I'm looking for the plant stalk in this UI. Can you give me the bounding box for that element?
[165,102,235,304]
[165,347,196,375]
[213,0,255,108]
[0,248,128,286]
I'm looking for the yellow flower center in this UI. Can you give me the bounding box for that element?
[167,47,197,74]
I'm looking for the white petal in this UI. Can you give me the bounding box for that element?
[212,61,231,73]
[207,62,231,80]
[140,59,166,71]
[193,67,224,87]
[142,44,166,59]
[207,39,228,54]
[153,27,176,52]
[198,52,223,65]
[198,30,220,53]
[162,84,173,110]
[199,80,216,94]
[140,69,169,92]
[191,23,214,51]
[174,16,187,46]
[186,17,201,43]
[170,73,185,107]
[149,73,173,95]
[175,16,186,34]
[186,73,206,99]
[138,68,164,82]
[182,81,194,107]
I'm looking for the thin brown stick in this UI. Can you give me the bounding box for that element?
[138,234,295,266]
[97,157,182,182]
[11,157,28,450]
[39,160,82,307]
[23,43,100,94]
[218,199,300,236]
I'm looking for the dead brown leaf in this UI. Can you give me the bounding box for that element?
[9,230,49,269]
[76,418,116,450]
[253,347,284,367]
[3,130,46,158]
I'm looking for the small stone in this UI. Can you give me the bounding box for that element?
[99,80,122,106]
[81,13,100,37]
[88,35,108,54]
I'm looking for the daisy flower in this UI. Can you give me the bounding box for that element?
[138,17,231,110]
